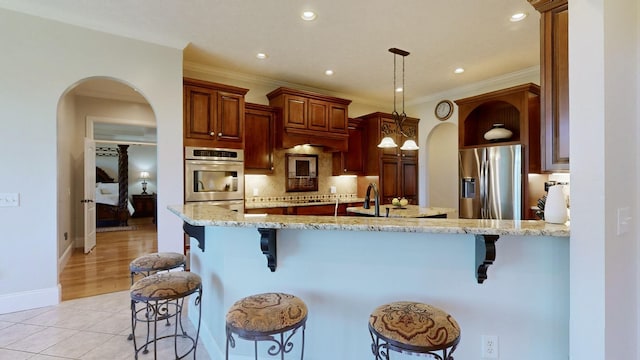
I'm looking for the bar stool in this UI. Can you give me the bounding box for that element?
[129,252,187,283]
[369,301,460,360]
[127,252,187,341]
[225,292,307,360]
[130,271,202,359]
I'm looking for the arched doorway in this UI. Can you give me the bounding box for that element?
[56,77,158,300]
[426,122,458,217]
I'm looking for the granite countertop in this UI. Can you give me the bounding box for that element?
[245,197,365,209]
[169,203,570,237]
[347,204,455,218]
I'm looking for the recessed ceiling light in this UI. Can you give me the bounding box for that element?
[256,53,268,59]
[454,68,465,74]
[510,12,527,22]
[325,70,334,76]
[301,11,317,21]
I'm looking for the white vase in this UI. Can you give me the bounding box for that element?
[544,185,568,224]
[484,123,513,141]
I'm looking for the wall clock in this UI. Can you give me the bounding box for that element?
[435,100,454,121]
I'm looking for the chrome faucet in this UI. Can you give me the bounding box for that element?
[363,182,380,217]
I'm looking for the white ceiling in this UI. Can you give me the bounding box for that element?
[0,0,540,104]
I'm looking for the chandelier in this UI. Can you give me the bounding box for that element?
[377,48,419,151]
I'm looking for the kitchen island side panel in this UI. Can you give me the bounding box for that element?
[189,226,569,359]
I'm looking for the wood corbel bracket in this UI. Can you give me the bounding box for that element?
[475,234,499,284]
[258,228,277,272]
[183,222,205,251]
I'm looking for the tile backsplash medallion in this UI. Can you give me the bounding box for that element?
[244,146,358,200]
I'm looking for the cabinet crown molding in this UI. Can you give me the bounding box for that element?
[527,0,568,12]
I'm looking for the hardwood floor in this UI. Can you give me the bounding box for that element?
[59,217,158,301]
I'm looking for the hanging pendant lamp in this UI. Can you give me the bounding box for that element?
[377,48,418,150]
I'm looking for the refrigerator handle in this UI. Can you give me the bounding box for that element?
[480,158,489,219]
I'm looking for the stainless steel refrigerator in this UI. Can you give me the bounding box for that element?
[459,144,522,220]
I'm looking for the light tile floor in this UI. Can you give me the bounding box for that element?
[0,291,210,359]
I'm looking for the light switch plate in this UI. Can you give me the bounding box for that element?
[617,207,631,236]
[330,186,337,194]
[0,193,20,207]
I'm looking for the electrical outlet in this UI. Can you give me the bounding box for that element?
[252,188,259,197]
[330,186,337,194]
[482,335,498,358]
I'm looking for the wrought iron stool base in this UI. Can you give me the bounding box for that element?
[130,271,202,359]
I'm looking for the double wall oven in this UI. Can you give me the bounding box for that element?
[184,146,244,212]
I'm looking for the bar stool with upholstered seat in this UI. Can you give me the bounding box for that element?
[129,252,187,284]
[225,292,307,360]
[127,252,187,341]
[369,301,460,360]
[130,271,202,359]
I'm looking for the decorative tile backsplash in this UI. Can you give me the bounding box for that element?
[244,146,358,199]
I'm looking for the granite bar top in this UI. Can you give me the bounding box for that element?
[169,203,570,237]
[347,204,455,218]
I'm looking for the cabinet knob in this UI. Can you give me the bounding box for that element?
[271,166,274,170]
[209,132,215,136]
[218,132,222,137]
[402,154,406,157]
[344,169,347,172]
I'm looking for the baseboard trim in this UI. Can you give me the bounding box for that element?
[0,285,61,314]
[58,242,73,274]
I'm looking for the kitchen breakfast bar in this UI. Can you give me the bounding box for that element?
[169,203,570,360]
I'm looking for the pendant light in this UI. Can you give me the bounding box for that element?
[377,48,419,150]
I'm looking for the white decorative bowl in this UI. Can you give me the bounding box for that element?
[484,124,513,141]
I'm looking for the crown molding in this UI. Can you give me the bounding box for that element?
[183,61,383,108]
[184,61,540,110]
[407,66,540,106]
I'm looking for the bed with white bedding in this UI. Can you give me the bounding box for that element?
[95,167,134,227]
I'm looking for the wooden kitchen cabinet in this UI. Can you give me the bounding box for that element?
[529,0,569,172]
[455,83,541,173]
[267,87,351,151]
[183,77,249,149]
[332,118,365,175]
[361,112,420,205]
[245,207,287,215]
[244,103,278,174]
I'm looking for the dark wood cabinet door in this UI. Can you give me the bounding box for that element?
[216,91,244,143]
[380,157,400,204]
[284,95,307,129]
[308,99,329,131]
[329,103,348,134]
[541,4,569,171]
[245,103,275,174]
[184,85,216,140]
[401,158,418,204]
